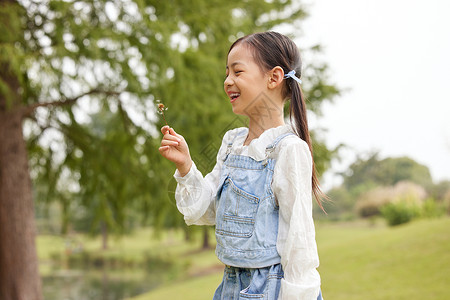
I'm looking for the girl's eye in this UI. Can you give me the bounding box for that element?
[235,71,242,75]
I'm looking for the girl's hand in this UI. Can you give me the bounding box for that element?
[159,126,193,176]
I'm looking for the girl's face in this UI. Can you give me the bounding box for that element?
[224,44,269,116]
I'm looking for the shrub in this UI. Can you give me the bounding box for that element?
[380,201,421,226]
[421,198,445,218]
[355,186,395,217]
[356,181,427,218]
[356,201,384,218]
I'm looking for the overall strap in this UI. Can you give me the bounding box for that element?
[225,128,248,158]
[263,132,296,166]
[266,132,296,150]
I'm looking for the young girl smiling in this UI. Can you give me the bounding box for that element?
[159,31,324,300]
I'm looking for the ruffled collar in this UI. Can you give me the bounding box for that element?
[231,124,295,161]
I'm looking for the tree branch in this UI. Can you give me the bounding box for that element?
[23,89,121,117]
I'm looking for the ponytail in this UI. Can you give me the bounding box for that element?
[289,80,327,211]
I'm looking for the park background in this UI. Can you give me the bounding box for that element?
[0,0,449,299]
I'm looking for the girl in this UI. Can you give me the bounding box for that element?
[159,31,324,300]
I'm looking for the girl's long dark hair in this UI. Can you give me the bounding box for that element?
[229,32,326,210]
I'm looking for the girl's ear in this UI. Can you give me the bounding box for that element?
[267,66,284,90]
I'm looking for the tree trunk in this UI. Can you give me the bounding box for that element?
[0,1,43,297]
[184,226,191,242]
[0,110,43,300]
[202,227,210,250]
[101,221,108,250]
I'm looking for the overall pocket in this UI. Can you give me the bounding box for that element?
[216,177,260,238]
[239,265,283,300]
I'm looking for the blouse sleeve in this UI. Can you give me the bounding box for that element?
[273,139,321,300]
[173,130,231,226]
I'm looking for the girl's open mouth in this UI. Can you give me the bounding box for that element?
[229,93,240,103]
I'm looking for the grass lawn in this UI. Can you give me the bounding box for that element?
[129,217,450,300]
[318,217,450,299]
[130,272,224,300]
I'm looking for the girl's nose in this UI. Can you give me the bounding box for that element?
[224,75,233,87]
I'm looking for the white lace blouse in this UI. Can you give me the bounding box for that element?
[173,124,321,299]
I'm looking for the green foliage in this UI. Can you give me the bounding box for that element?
[343,153,433,194]
[420,198,445,219]
[357,188,445,226]
[428,180,450,202]
[315,186,355,221]
[445,194,450,215]
[2,0,341,238]
[310,131,341,177]
[356,199,385,218]
[324,153,436,221]
[355,181,426,220]
[380,201,421,226]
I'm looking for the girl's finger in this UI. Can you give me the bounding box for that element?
[163,132,181,142]
[159,146,169,152]
[161,140,179,147]
[161,125,170,135]
[169,127,183,140]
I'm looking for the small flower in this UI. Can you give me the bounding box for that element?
[156,100,168,126]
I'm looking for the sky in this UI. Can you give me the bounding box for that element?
[293,0,450,188]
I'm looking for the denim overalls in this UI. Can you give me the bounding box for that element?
[213,130,323,300]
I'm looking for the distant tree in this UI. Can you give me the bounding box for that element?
[429,180,450,202]
[0,1,340,299]
[318,186,354,220]
[343,153,433,195]
[322,153,434,219]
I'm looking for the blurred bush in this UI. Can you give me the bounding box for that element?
[355,181,426,218]
[380,200,421,226]
[421,198,446,219]
[354,186,394,218]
